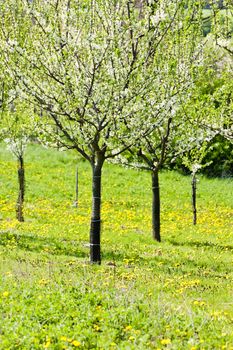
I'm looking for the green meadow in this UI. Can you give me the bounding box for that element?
[0,144,233,350]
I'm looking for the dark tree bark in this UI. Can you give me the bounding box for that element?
[16,155,25,222]
[192,171,197,225]
[90,155,104,264]
[152,169,161,242]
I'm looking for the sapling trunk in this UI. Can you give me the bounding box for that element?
[73,164,79,208]
[192,171,197,225]
[90,160,103,264]
[152,169,161,242]
[16,155,25,222]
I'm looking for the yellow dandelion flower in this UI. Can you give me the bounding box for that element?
[72,340,81,347]
[43,340,51,348]
[2,291,9,298]
[38,279,49,286]
[60,336,68,341]
[160,338,171,345]
[93,324,100,331]
[199,301,206,306]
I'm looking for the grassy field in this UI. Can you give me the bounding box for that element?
[0,144,233,350]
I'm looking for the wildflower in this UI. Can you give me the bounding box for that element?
[93,324,100,331]
[124,325,132,331]
[160,338,171,345]
[2,291,9,298]
[199,301,206,306]
[193,300,206,306]
[43,339,51,348]
[72,340,81,347]
[38,279,49,286]
[60,336,68,341]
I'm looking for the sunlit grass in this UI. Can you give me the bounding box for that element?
[0,144,233,349]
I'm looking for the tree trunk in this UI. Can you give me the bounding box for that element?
[90,159,103,264]
[73,164,79,208]
[152,169,161,242]
[192,172,197,225]
[16,155,25,222]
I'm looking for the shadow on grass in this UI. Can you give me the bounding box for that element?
[0,231,86,258]
[1,231,232,275]
[0,231,138,262]
[167,238,233,251]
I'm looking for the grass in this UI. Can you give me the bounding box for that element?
[0,143,233,350]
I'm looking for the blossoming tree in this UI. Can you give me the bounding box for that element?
[1,0,175,262]
[112,2,204,241]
